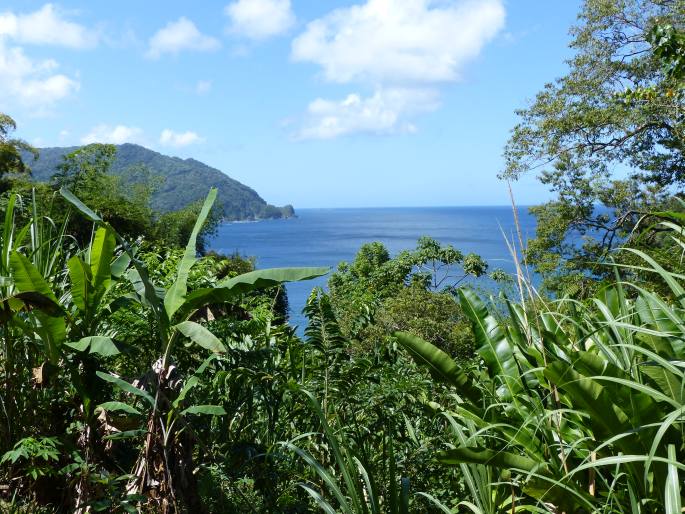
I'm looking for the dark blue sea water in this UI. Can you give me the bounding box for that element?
[209,207,537,330]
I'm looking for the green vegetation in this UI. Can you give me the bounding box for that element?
[328,237,506,358]
[504,0,685,297]
[26,143,294,221]
[2,1,685,512]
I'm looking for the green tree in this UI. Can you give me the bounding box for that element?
[0,113,37,188]
[503,0,685,295]
[329,238,495,355]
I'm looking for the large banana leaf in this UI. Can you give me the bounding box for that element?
[9,251,66,362]
[175,266,329,321]
[60,187,165,334]
[1,291,64,318]
[90,226,115,291]
[65,336,120,357]
[10,251,59,302]
[59,187,102,222]
[164,188,217,321]
[67,255,92,313]
[174,320,226,353]
[216,266,330,293]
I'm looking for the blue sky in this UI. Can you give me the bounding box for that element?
[0,0,581,208]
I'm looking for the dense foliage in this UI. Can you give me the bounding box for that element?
[2,1,685,512]
[327,237,506,359]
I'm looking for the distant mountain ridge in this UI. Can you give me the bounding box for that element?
[27,143,294,221]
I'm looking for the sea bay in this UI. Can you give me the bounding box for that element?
[209,206,537,330]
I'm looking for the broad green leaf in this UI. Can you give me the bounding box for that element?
[175,267,329,321]
[65,336,119,357]
[11,291,64,317]
[459,288,522,400]
[174,320,226,353]
[90,226,115,290]
[394,331,480,402]
[573,351,665,427]
[544,361,628,439]
[67,256,91,312]
[84,336,119,357]
[96,371,154,406]
[437,447,543,472]
[642,365,685,403]
[9,251,57,301]
[64,338,90,352]
[217,267,329,294]
[34,315,66,364]
[111,250,132,279]
[96,402,142,415]
[127,268,165,307]
[60,187,102,222]
[9,252,65,362]
[164,188,217,321]
[181,405,226,416]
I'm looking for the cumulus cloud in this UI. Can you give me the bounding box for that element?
[225,0,294,40]
[292,0,504,84]
[146,17,220,58]
[159,129,203,147]
[80,124,144,145]
[0,3,98,48]
[296,88,439,140]
[290,0,505,139]
[0,41,79,109]
[0,4,97,111]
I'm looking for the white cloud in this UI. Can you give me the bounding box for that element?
[80,124,144,145]
[292,0,504,85]
[159,129,203,147]
[0,3,98,48]
[195,79,212,94]
[225,0,295,40]
[146,17,220,58]
[290,0,504,138]
[0,41,79,109]
[296,88,439,140]
[0,5,97,112]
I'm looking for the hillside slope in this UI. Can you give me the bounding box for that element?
[27,143,294,220]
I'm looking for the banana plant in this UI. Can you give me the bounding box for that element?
[59,186,328,511]
[60,186,327,363]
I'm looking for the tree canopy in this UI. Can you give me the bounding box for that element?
[0,114,37,185]
[503,0,685,294]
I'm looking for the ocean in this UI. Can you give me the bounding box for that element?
[208,206,537,330]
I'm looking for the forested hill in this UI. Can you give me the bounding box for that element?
[27,143,295,221]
